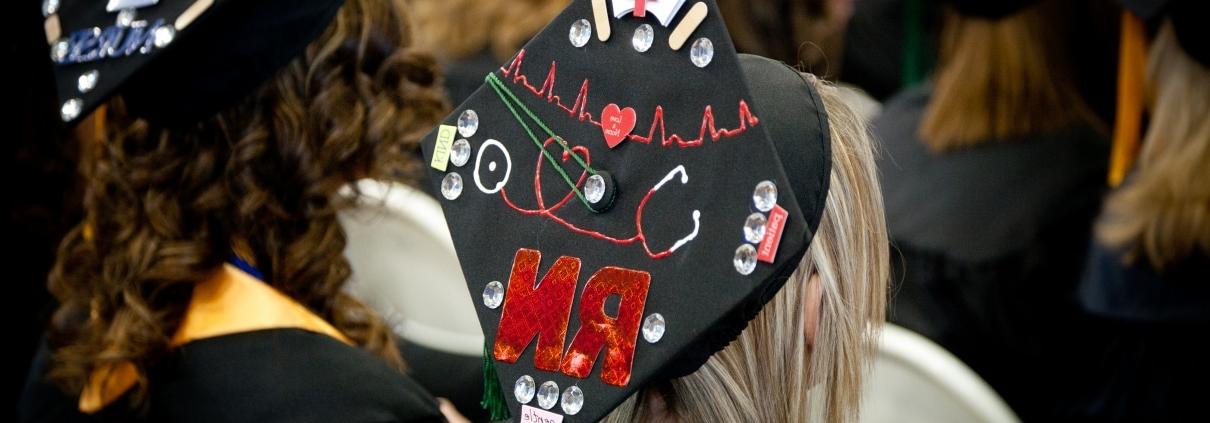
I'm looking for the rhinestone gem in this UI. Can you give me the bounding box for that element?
[537,381,559,410]
[690,38,714,68]
[456,109,478,137]
[753,180,778,212]
[51,39,69,63]
[561,386,585,415]
[632,24,654,52]
[734,244,758,275]
[585,174,606,204]
[642,313,665,343]
[152,25,175,48]
[483,281,504,309]
[116,8,136,27]
[440,172,463,200]
[450,139,471,167]
[514,375,536,404]
[60,98,82,122]
[77,70,99,93]
[43,0,59,17]
[743,213,768,243]
[569,19,592,48]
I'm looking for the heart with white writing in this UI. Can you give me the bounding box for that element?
[600,103,637,149]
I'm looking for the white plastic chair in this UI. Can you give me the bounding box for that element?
[860,324,1019,423]
[339,179,483,357]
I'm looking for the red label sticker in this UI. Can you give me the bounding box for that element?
[520,405,564,423]
[601,103,637,148]
[757,204,787,263]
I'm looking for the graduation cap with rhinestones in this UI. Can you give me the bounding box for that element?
[42,0,344,124]
[418,1,832,421]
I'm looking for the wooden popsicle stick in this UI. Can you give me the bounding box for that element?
[668,2,707,51]
[45,16,61,44]
[593,0,611,42]
[176,0,214,30]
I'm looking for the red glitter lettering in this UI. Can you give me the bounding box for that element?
[559,267,651,386]
[493,249,580,371]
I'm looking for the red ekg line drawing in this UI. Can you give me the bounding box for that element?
[499,49,760,148]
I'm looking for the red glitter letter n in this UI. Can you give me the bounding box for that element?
[493,249,580,371]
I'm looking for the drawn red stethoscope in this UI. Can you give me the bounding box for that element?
[466,0,736,259]
[474,137,700,260]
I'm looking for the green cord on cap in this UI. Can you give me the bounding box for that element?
[486,73,600,210]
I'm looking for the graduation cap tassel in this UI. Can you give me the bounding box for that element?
[480,342,511,421]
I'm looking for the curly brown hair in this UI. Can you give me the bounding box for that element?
[45,0,449,404]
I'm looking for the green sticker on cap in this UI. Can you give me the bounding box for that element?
[430,124,457,171]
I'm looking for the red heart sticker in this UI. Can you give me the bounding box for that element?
[601,103,637,149]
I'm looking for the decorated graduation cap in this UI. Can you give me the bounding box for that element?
[419,0,831,421]
[43,0,344,124]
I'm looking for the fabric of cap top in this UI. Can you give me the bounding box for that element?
[418,0,831,421]
[47,0,344,126]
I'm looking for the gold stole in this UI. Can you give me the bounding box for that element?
[79,264,352,413]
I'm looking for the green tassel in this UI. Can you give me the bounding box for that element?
[481,342,511,421]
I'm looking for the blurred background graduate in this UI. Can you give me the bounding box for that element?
[1074,0,1210,420]
[871,0,1112,419]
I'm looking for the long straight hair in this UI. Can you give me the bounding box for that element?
[1097,21,1210,269]
[603,77,889,422]
[919,0,1099,150]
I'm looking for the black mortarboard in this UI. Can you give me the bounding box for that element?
[418,1,831,421]
[1117,0,1210,67]
[43,0,344,125]
[945,0,1040,19]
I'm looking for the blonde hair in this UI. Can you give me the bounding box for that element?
[919,1,1099,150]
[405,0,568,61]
[603,78,889,422]
[1097,20,1210,269]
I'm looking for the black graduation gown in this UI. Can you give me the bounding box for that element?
[20,329,445,423]
[1071,243,1210,421]
[873,84,1110,420]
